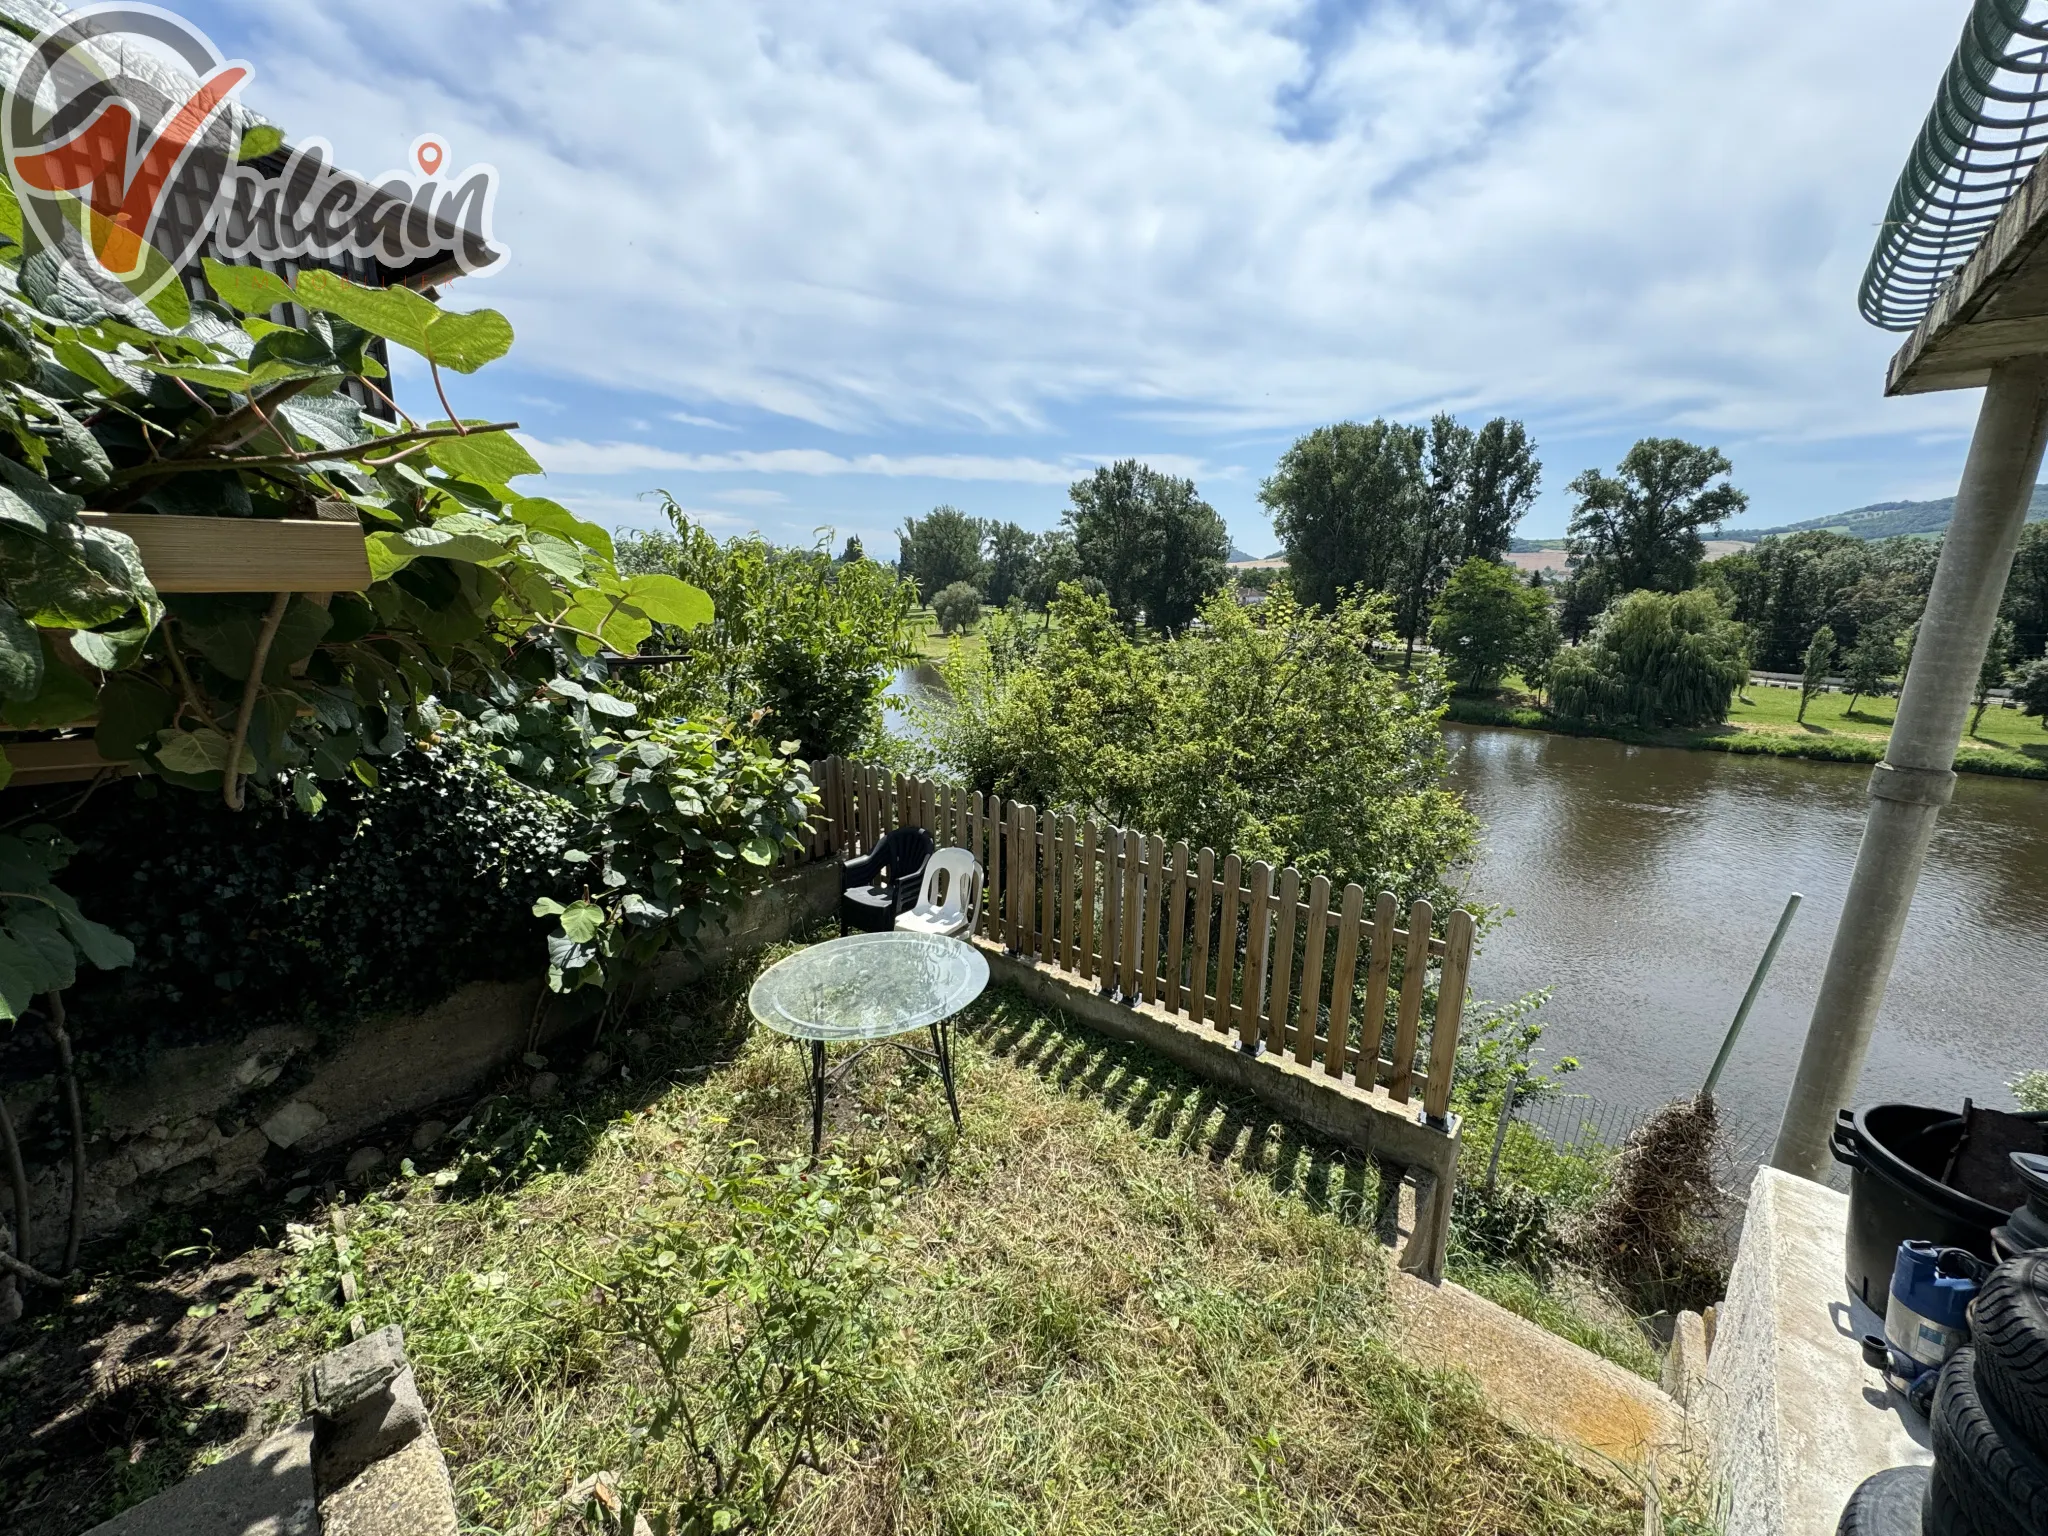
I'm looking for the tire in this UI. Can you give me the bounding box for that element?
[1836,1465,1929,1535]
[1923,1466,1988,1536]
[1931,1348,2048,1536]
[1971,1254,2048,1455]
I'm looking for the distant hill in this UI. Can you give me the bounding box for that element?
[1227,544,1258,563]
[1722,485,2048,543]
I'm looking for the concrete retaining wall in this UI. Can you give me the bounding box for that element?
[1,862,838,1266]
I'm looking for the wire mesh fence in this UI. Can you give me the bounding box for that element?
[1506,1090,1783,1202]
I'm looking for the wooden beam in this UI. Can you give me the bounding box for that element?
[80,512,372,592]
[2,736,133,787]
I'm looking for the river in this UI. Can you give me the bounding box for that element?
[887,668,2045,1137]
[1443,723,2047,1141]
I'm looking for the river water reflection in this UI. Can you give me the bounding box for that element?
[1443,724,2047,1137]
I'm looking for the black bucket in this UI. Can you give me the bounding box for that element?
[1829,1103,2048,1310]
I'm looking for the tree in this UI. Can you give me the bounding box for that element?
[1261,421,1422,610]
[1798,625,1836,723]
[897,506,985,603]
[2002,520,2048,661]
[1706,530,1934,672]
[932,581,983,635]
[1546,589,1750,729]
[1022,530,1081,619]
[2014,656,2048,728]
[838,535,864,563]
[1972,617,2014,737]
[1555,564,1608,645]
[1430,558,1556,694]
[1461,417,1543,561]
[1394,415,1473,667]
[983,520,1036,608]
[1566,440,1748,595]
[1268,414,1539,640]
[1842,625,1896,713]
[1065,460,1228,631]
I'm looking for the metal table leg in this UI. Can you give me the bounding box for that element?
[807,1039,827,1157]
[929,1019,961,1128]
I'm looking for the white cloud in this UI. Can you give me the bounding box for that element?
[519,438,1111,483]
[197,0,1983,520]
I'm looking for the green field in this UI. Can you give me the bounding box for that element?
[1448,681,2048,779]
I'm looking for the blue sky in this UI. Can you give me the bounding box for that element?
[176,0,1987,555]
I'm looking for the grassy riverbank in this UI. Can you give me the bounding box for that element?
[1447,685,2048,779]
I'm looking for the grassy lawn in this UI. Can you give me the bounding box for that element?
[1451,678,2048,778]
[908,606,986,663]
[2,940,1691,1536]
[1725,681,2046,758]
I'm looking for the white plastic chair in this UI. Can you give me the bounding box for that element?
[895,847,983,939]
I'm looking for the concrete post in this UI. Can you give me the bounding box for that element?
[1771,357,2048,1182]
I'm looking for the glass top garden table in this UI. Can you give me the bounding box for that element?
[748,931,989,1154]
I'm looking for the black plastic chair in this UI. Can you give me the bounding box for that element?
[839,826,934,934]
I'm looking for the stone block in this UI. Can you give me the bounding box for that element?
[318,1422,459,1536]
[304,1325,429,1490]
[212,1127,272,1179]
[1700,1167,1931,1536]
[343,1146,384,1179]
[261,1101,328,1150]
[1662,1309,1710,1407]
[81,1417,317,1536]
[1389,1268,1693,1477]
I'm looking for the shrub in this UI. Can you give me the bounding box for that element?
[931,581,983,635]
[616,507,916,761]
[922,585,1475,906]
[599,1148,896,1534]
[1547,588,1749,728]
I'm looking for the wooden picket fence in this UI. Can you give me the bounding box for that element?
[809,757,1474,1123]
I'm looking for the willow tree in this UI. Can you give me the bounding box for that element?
[1547,589,1750,729]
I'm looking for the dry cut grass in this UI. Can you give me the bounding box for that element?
[110,942,1697,1535]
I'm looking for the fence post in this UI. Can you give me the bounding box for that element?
[1164,841,1190,1015]
[1424,908,1475,1124]
[1188,848,1216,1026]
[1485,1075,1521,1192]
[1294,874,1331,1067]
[1238,862,1273,1052]
[1078,821,1099,981]
[1120,830,1143,999]
[1322,883,1365,1080]
[1388,900,1434,1103]
[1214,855,1242,1033]
[1267,865,1301,1054]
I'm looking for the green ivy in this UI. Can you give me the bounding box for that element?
[0,742,575,1085]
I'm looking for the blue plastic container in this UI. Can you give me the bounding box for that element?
[1881,1241,1978,1400]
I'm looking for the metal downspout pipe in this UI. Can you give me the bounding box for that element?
[1770,356,2048,1181]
